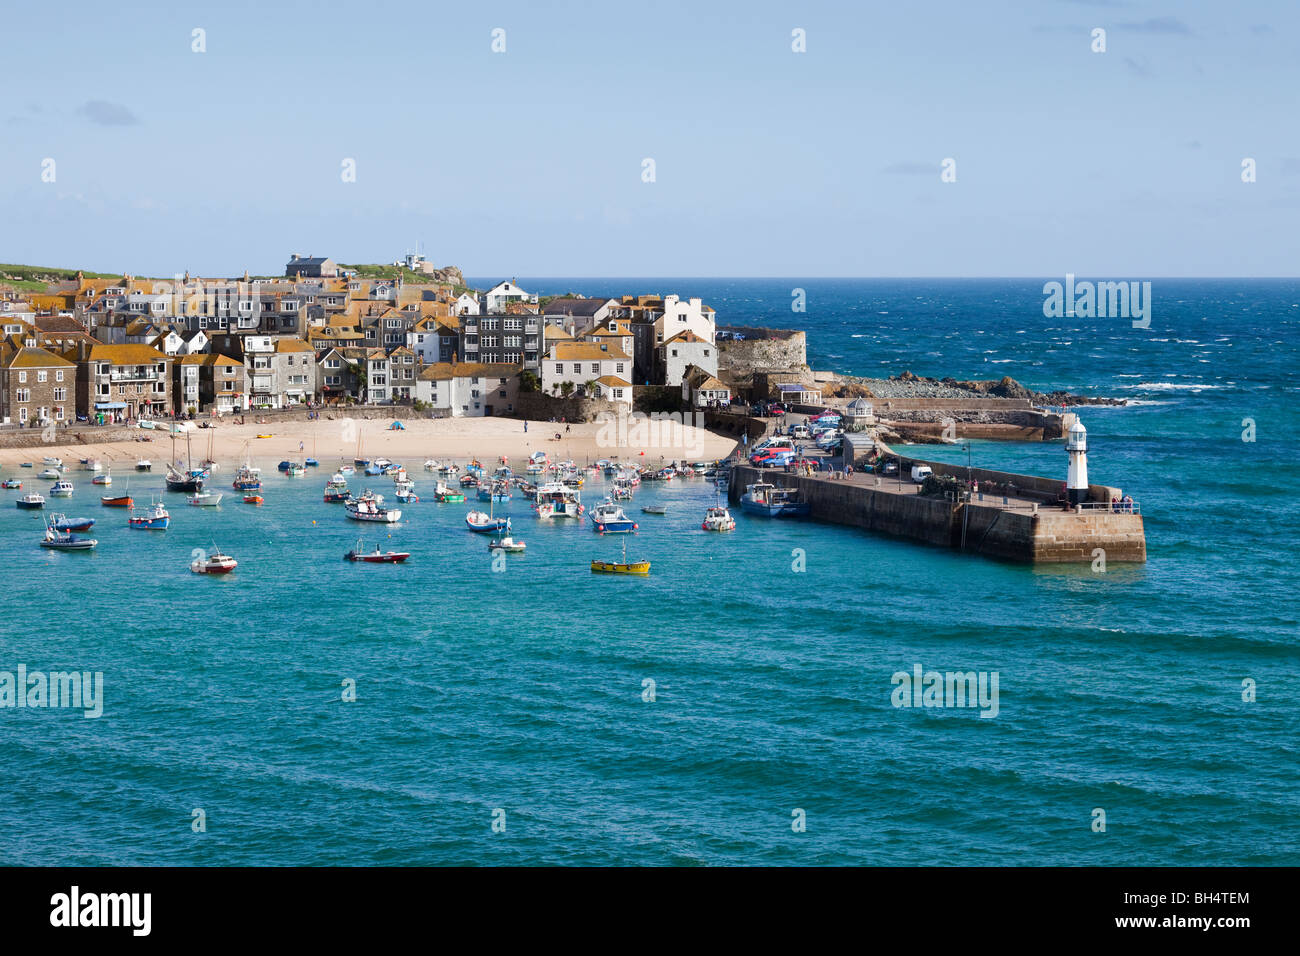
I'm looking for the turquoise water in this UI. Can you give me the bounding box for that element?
[2,278,1297,865]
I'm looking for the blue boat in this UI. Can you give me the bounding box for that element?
[589,499,637,534]
[128,501,170,530]
[466,511,510,533]
[53,516,95,532]
[739,481,810,518]
[305,458,319,467]
[477,479,510,503]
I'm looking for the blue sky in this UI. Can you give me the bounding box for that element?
[2,0,1297,278]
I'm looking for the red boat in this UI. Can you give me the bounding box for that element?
[243,494,263,505]
[100,494,133,508]
[344,540,410,563]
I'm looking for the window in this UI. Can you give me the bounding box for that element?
[15,388,30,403]
[53,388,67,401]
[591,363,599,374]
[555,364,563,374]
[18,407,26,423]
[17,371,25,383]
[37,370,47,383]
[616,363,624,374]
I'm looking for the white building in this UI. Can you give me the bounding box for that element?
[415,362,520,417]
[454,292,481,316]
[657,330,717,388]
[484,280,535,314]
[654,294,715,349]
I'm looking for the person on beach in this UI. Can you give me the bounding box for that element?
[523,420,528,433]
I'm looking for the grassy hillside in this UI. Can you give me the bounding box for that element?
[0,263,124,292]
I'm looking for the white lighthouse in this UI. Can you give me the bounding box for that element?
[1066,419,1089,508]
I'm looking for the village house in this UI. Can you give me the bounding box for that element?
[415,362,520,417]
[656,329,718,387]
[682,365,731,408]
[540,296,617,335]
[285,254,339,278]
[454,292,481,316]
[0,342,77,427]
[484,279,535,314]
[66,342,172,422]
[541,341,633,399]
[316,347,363,404]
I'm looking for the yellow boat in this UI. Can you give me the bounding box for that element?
[591,559,651,575]
[591,536,650,574]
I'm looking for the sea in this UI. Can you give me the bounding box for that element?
[0,278,1296,866]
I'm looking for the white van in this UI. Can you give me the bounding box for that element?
[790,423,811,439]
[911,465,933,483]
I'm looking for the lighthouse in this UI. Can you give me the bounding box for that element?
[1066,420,1089,508]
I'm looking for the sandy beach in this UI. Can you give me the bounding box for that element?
[0,415,740,474]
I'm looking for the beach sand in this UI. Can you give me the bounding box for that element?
[0,415,740,474]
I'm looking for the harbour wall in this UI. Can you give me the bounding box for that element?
[728,464,1146,564]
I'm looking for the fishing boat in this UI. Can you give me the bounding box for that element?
[611,478,634,501]
[423,459,440,472]
[477,478,510,503]
[136,459,152,472]
[285,462,306,477]
[51,515,95,532]
[191,549,238,574]
[38,468,62,480]
[591,535,650,575]
[128,501,170,529]
[323,473,351,503]
[50,480,74,497]
[641,505,668,516]
[739,481,811,517]
[364,457,392,476]
[589,499,638,534]
[187,491,223,507]
[232,456,262,491]
[83,458,103,472]
[433,481,465,503]
[101,493,133,508]
[40,521,97,551]
[466,510,510,534]
[345,492,401,523]
[92,474,112,485]
[243,494,264,505]
[344,539,410,563]
[534,481,583,518]
[458,472,478,487]
[393,478,418,503]
[1,479,22,489]
[701,505,736,532]
[487,536,526,553]
[17,493,45,510]
[19,462,33,468]
[42,456,62,467]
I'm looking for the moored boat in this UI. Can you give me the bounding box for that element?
[466,510,510,534]
[17,492,45,509]
[38,468,62,480]
[50,480,74,497]
[323,473,350,502]
[187,491,223,507]
[243,494,263,505]
[136,459,152,472]
[128,501,170,530]
[51,514,95,532]
[190,549,237,574]
[739,481,810,518]
[345,492,401,523]
[702,505,736,531]
[2,479,22,489]
[101,494,133,508]
[589,499,637,534]
[91,474,112,485]
[40,523,96,551]
[487,536,526,553]
[433,481,465,503]
[641,505,668,515]
[534,481,583,518]
[344,539,410,563]
[591,535,650,574]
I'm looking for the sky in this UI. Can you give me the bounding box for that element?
[2,0,1298,278]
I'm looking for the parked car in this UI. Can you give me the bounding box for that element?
[789,423,811,439]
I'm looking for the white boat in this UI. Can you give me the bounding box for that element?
[423,459,440,472]
[92,474,112,485]
[466,510,510,534]
[190,549,237,574]
[589,499,637,534]
[42,457,62,467]
[487,536,526,553]
[83,459,103,472]
[187,492,223,507]
[345,493,401,523]
[136,459,152,472]
[702,505,736,531]
[50,480,75,497]
[38,468,62,480]
[393,478,418,502]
